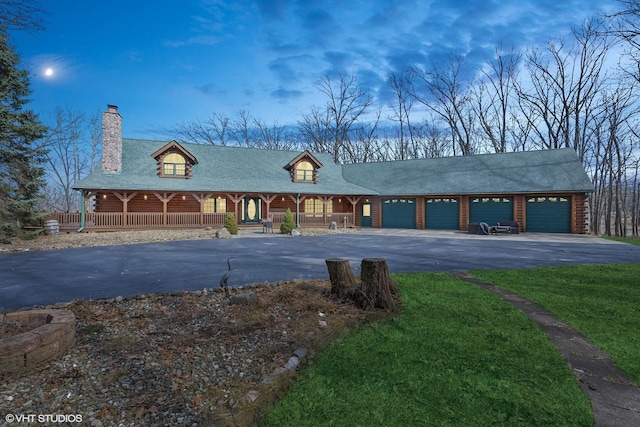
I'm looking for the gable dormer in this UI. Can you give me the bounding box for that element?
[151,141,198,179]
[284,150,323,183]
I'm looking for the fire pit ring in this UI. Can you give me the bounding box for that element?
[0,309,76,377]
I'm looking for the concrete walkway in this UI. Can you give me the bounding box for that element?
[454,272,640,427]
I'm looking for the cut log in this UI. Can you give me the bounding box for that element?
[325,258,357,298]
[358,258,400,312]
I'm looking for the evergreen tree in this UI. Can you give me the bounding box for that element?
[224,212,238,235]
[0,29,48,238]
[280,208,296,234]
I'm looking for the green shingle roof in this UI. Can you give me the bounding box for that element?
[74,140,593,196]
[342,148,593,195]
[74,139,377,195]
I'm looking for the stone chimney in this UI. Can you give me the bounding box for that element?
[102,104,122,174]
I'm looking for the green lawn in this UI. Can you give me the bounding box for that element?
[261,273,593,426]
[603,236,640,246]
[472,263,640,384]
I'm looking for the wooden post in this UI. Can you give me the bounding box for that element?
[359,258,400,312]
[325,259,357,298]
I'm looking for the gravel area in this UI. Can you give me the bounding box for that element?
[0,227,357,253]
[0,228,378,427]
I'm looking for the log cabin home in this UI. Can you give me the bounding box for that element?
[62,105,593,234]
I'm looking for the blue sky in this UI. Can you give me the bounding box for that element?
[10,0,619,139]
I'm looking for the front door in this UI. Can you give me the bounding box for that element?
[243,197,261,223]
[361,202,372,227]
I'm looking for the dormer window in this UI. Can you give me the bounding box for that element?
[152,140,198,179]
[284,150,323,184]
[163,153,186,176]
[296,161,314,182]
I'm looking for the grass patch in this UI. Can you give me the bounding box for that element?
[472,263,640,385]
[603,236,640,246]
[261,273,592,426]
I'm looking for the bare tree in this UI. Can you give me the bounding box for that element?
[0,0,45,32]
[608,0,640,81]
[252,118,298,150]
[299,74,374,163]
[387,70,418,159]
[629,157,640,236]
[298,106,332,154]
[230,110,254,147]
[410,55,477,156]
[88,113,101,173]
[175,112,231,145]
[342,108,383,163]
[472,45,522,153]
[516,19,611,161]
[589,78,639,236]
[41,108,92,212]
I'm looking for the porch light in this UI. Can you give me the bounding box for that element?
[182,195,186,200]
[144,195,147,200]
[102,194,107,199]
[282,197,285,201]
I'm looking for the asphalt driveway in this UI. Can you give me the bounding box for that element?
[2,230,639,310]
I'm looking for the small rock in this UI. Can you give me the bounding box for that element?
[291,229,301,236]
[216,228,231,239]
[283,356,299,371]
[329,221,338,230]
[293,348,308,358]
[244,390,260,402]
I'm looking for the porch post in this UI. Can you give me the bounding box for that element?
[192,193,209,225]
[226,193,246,225]
[347,196,362,227]
[260,194,277,220]
[114,192,138,227]
[152,192,176,227]
[319,196,333,224]
[77,189,85,232]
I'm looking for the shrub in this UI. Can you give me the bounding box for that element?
[280,208,296,234]
[224,212,238,235]
[1,222,16,239]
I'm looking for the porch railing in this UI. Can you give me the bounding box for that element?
[51,211,354,230]
[267,212,354,227]
[52,212,227,229]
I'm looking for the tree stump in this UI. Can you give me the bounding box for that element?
[358,258,400,312]
[325,258,357,298]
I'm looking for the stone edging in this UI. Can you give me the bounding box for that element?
[0,309,76,377]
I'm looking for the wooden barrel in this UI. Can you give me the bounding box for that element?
[44,220,59,235]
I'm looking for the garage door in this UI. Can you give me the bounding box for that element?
[382,198,416,229]
[425,198,459,229]
[469,197,513,225]
[526,196,571,233]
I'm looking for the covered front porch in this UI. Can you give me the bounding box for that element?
[53,190,363,232]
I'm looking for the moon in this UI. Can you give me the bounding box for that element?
[44,67,54,77]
